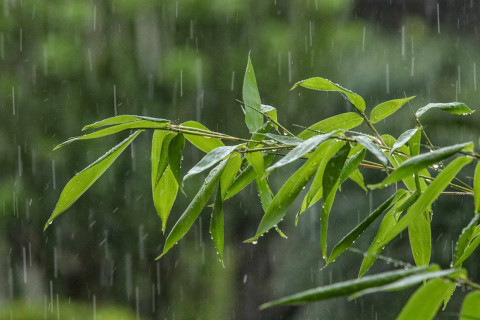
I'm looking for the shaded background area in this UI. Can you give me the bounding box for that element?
[0,0,479,319]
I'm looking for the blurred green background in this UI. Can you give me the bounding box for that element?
[1,0,479,319]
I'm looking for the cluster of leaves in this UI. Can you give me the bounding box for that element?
[47,55,480,319]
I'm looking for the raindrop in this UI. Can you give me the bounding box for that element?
[22,246,27,283]
[362,26,366,52]
[52,160,56,190]
[401,26,405,58]
[12,86,15,116]
[386,64,390,94]
[113,85,117,116]
[458,65,461,94]
[230,71,235,91]
[288,51,292,83]
[474,62,477,91]
[243,274,248,284]
[437,3,441,33]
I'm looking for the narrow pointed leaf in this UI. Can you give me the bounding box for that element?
[454,213,480,267]
[158,158,228,259]
[184,145,240,181]
[408,210,431,266]
[151,131,176,192]
[354,136,388,170]
[475,162,480,213]
[261,104,278,127]
[327,190,407,265]
[224,153,274,200]
[370,143,472,189]
[455,226,480,267]
[55,120,169,150]
[353,268,460,299]
[267,131,337,172]
[181,121,224,153]
[220,153,242,199]
[292,78,366,112]
[349,169,367,192]
[246,151,273,211]
[168,134,185,187]
[243,54,263,132]
[409,129,422,156]
[381,156,472,246]
[395,279,456,320]
[210,186,224,265]
[265,133,303,146]
[460,291,480,320]
[369,96,415,124]
[154,167,178,233]
[339,148,366,184]
[297,141,344,223]
[45,130,142,229]
[390,128,419,156]
[259,266,432,309]
[298,112,363,140]
[82,115,169,130]
[247,143,331,241]
[416,102,475,118]
[321,144,351,259]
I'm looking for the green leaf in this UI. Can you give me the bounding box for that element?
[224,153,274,200]
[296,141,345,223]
[460,291,480,320]
[259,266,433,309]
[321,143,351,259]
[353,268,460,299]
[261,104,278,127]
[243,54,263,133]
[453,213,480,267]
[381,156,472,247]
[292,78,366,112]
[45,130,142,229]
[396,278,456,320]
[349,169,367,192]
[408,210,431,266]
[247,143,332,242]
[184,145,240,181]
[154,167,178,233]
[358,192,417,277]
[246,151,274,211]
[475,162,480,213]
[370,143,472,189]
[354,135,388,170]
[82,115,169,130]
[151,130,177,231]
[327,190,406,265]
[55,120,169,150]
[267,131,338,173]
[220,153,242,199]
[298,112,364,140]
[390,128,419,156]
[210,186,224,266]
[415,102,475,118]
[409,129,422,156]
[181,121,224,153]
[152,131,175,189]
[265,133,303,146]
[339,148,366,184]
[157,158,229,259]
[168,134,186,188]
[370,96,415,124]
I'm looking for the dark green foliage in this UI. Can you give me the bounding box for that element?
[49,56,480,319]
